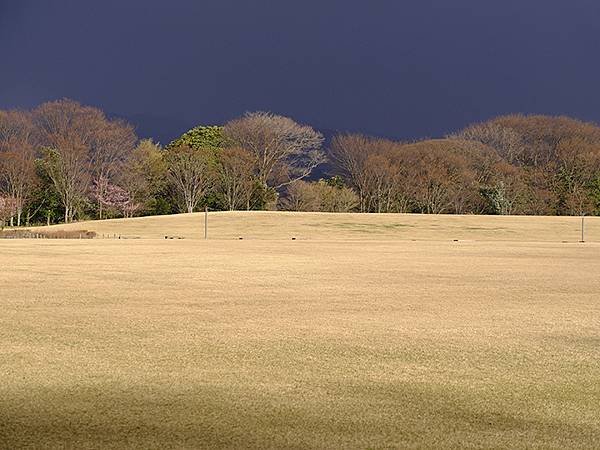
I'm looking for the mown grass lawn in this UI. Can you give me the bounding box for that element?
[1,212,599,448]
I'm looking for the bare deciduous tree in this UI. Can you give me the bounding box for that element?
[282,180,321,211]
[34,100,101,222]
[0,195,16,229]
[330,134,374,212]
[0,110,37,226]
[481,161,528,215]
[40,145,90,223]
[282,180,359,212]
[400,140,493,214]
[33,99,137,223]
[90,119,137,218]
[456,115,600,215]
[165,144,213,213]
[223,112,324,189]
[215,146,256,210]
[450,122,524,165]
[331,134,410,213]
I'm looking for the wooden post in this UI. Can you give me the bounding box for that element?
[581,215,585,243]
[204,206,208,240]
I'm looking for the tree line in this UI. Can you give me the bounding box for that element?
[1,98,600,226]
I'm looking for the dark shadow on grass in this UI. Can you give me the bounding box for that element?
[1,381,599,449]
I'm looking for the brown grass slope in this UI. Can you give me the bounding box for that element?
[35,210,600,242]
[1,213,599,448]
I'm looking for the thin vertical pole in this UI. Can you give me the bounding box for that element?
[581,215,585,243]
[204,206,208,240]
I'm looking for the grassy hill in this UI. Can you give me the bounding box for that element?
[2,212,600,448]
[37,211,599,242]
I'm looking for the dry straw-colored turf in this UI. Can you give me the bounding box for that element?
[1,212,599,448]
[33,210,600,242]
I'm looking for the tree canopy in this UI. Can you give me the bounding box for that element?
[166,125,224,151]
[2,101,600,226]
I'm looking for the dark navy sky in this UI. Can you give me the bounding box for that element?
[1,0,600,143]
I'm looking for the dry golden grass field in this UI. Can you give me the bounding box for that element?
[1,212,600,449]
